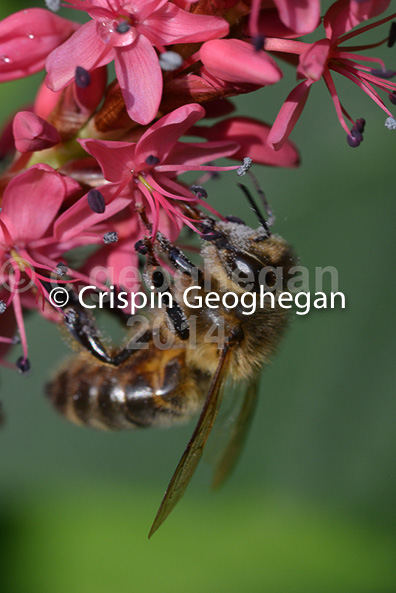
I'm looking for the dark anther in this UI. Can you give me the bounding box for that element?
[350,128,363,143]
[253,34,265,52]
[225,215,246,225]
[134,239,147,255]
[152,270,166,289]
[189,184,208,199]
[0,300,6,313]
[347,133,360,148]
[16,356,31,374]
[87,189,106,214]
[389,91,396,105]
[370,68,396,79]
[116,21,130,34]
[347,118,365,147]
[55,262,68,277]
[103,231,118,244]
[388,22,396,48]
[75,66,91,89]
[145,155,160,166]
[354,118,366,133]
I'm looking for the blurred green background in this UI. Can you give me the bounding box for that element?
[0,2,395,593]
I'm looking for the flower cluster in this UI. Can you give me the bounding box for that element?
[0,0,395,371]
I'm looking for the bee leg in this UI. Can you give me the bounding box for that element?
[155,233,203,281]
[135,237,192,342]
[64,291,150,366]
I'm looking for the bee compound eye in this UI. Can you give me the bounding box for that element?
[224,251,266,292]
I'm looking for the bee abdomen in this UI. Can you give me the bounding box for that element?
[46,355,206,430]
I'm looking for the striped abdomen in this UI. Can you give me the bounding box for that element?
[46,346,210,430]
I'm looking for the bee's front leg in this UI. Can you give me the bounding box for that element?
[63,289,151,366]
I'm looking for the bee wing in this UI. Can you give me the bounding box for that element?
[148,344,233,539]
[211,374,260,490]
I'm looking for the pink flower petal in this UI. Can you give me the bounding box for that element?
[135,103,205,165]
[74,66,107,112]
[33,80,62,120]
[144,3,229,45]
[350,0,390,21]
[197,117,300,168]
[54,183,131,242]
[0,8,77,82]
[131,0,168,22]
[297,39,331,81]
[13,111,60,153]
[2,165,66,242]
[274,0,320,35]
[200,39,282,86]
[324,0,390,40]
[114,34,162,125]
[45,20,114,92]
[79,139,135,182]
[163,140,239,170]
[256,8,302,39]
[267,79,313,150]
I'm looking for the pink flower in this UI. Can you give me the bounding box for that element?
[194,116,299,168]
[249,0,321,42]
[265,3,396,148]
[0,165,81,366]
[0,8,77,82]
[45,0,229,125]
[13,111,60,153]
[200,39,283,86]
[55,103,240,242]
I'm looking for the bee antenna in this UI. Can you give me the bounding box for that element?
[247,171,274,226]
[237,183,270,234]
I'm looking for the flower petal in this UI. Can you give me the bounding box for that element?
[79,138,135,182]
[135,103,205,165]
[163,140,239,170]
[45,20,113,91]
[144,3,229,45]
[1,165,66,242]
[0,8,77,82]
[297,39,331,81]
[197,117,300,168]
[324,0,390,40]
[13,111,60,153]
[274,0,320,35]
[54,183,131,241]
[267,79,313,150]
[114,34,162,125]
[200,39,282,86]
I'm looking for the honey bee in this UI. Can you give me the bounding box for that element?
[46,184,296,537]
